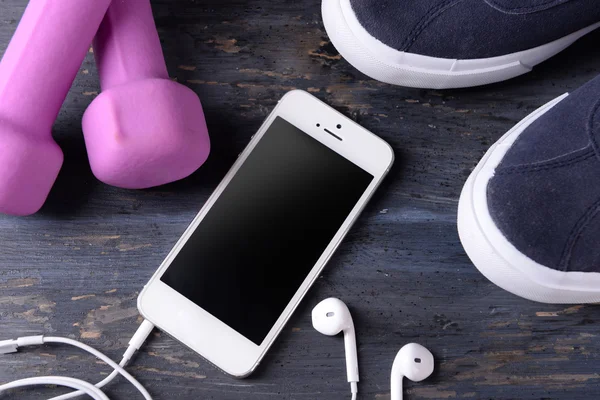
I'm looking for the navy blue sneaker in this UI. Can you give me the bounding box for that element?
[322,0,600,89]
[458,74,600,303]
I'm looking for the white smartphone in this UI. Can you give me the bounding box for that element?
[138,90,394,378]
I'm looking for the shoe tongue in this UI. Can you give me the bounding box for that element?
[497,75,600,169]
[551,74,600,162]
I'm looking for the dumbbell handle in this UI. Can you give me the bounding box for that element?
[94,0,169,91]
[0,0,112,135]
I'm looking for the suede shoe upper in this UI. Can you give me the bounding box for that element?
[487,75,600,273]
[350,0,600,59]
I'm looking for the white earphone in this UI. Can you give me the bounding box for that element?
[312,298,359,400]
[312,298,434,400]
[391,343,434,400]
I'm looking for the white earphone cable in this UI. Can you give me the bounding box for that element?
[49,364,122,400]
[42,336,152,399]
[0,376,109,400]
[0,319,155,400]
[48,319,154,400]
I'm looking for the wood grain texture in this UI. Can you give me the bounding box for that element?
[1,0,600,399]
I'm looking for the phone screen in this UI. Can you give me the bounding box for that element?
[161,116,374,345]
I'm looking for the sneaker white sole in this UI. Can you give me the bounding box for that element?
[322,0,600,89]
[458,93,600,304]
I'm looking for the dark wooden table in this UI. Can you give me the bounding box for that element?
[1,1,600,399]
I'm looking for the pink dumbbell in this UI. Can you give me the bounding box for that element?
[0,1,111,215]
[82,0,210,189]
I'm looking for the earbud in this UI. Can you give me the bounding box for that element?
[312,298,359,397]
[391,343,434,400]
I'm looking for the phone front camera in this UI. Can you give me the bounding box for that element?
[336,124,342,129]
